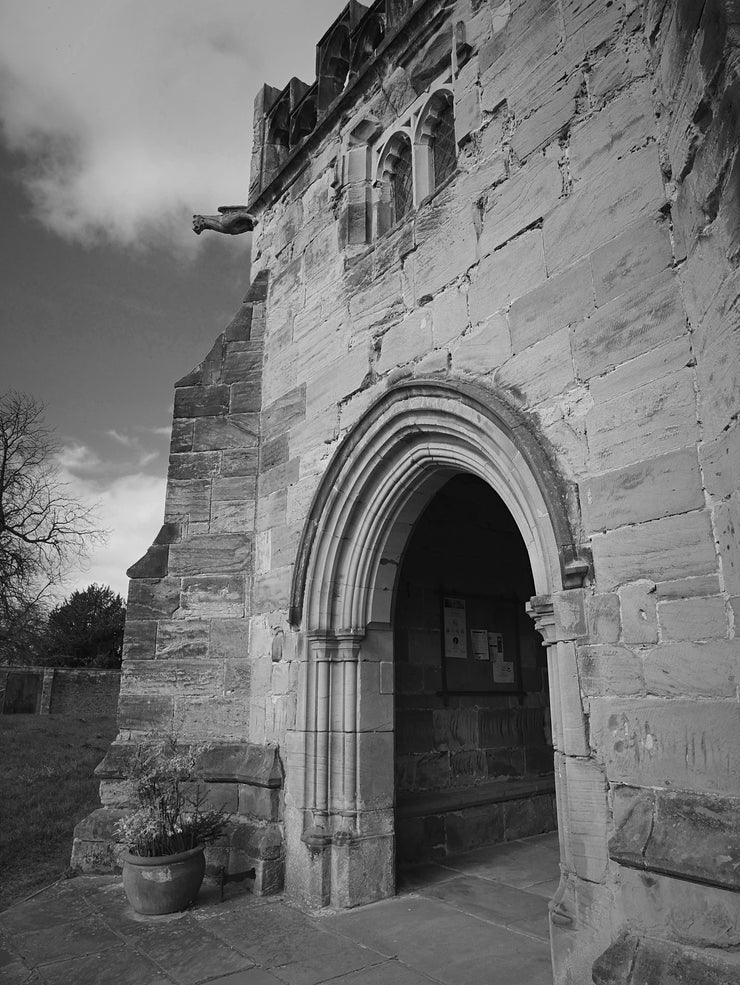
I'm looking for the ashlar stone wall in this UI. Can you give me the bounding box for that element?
[75,1,739,981]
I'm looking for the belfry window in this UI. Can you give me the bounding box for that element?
[391,138,413,223]
[431,95,456,188]
[375,131,414,235]
[370,86,457,240]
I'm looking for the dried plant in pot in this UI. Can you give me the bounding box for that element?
[114,737,226,915]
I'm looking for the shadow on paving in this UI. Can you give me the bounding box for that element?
[0,832,558,985]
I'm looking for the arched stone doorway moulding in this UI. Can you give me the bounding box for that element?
[285,381,595,923]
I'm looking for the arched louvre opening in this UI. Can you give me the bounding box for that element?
[431,96,457,188]
[391,136,413,223]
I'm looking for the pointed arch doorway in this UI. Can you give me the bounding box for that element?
[286,381,590,913]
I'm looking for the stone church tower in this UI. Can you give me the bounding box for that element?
[75,1,740,981]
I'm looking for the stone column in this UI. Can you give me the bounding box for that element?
[528,591,613,984]
[40,668,55,715]
[527,595,577,928]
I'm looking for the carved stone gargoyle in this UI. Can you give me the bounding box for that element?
[192,206,256,236]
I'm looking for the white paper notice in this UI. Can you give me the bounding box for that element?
[443,597,467,659]
[488,631,515,683]
[471,629,489,660]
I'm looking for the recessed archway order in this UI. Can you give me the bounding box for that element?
[287,381,587,909]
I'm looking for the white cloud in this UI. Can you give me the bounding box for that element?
[63,470,167,600]
[0,0,347,250]
[56,441,103,475]
[53,436,168,598]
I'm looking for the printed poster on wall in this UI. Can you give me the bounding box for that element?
[488,631,515,683]
[443,597,467,659]
[471,629,490,661]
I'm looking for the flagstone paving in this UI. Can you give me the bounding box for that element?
[0,832,558,984]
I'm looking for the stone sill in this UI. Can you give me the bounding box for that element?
[396,775,556,819]
[96,740,282,788]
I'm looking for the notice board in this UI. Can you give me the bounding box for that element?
[441,593,521,693]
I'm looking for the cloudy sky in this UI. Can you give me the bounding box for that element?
[0,0,346,601]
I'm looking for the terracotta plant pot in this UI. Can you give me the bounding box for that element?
[122,845,206,915]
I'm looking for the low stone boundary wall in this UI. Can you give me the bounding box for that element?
[0,666,120,717]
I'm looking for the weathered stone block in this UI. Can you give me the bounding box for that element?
[572,271,687,383]
[569,82,655,187]
[621,867,740,950]
[577,645,644,697]
[376,308,433,374]
[467,228,547,327]
[509,259,594,353]
[700,423,740,501]
[209,619,247,660]
[210,500,254,533]
[192,414,259,453]
[580,447,704,532]
[122,620,158,661]
[168,452,220,480]
[495,325,575,406]
[446,802,506,853]
[238,783,282,820]
[451,314,511,373]
[221,448,259,477]
[503,793,556,841]
[590,217,673,307]
[127,578,181,620]
[642,640,737,698]
[611,785,740,894]
[229,381,262,414]
[585,593,621,644]
[118,694,174,731]
[165,479,211,522]
[174,385,229,419]
[221,341,264,386]
[714,496,740,597]
[180,576,245,618]
[656,574,722,600]
[486,747,526,778]
[429,283,470,348]
[170,419,194,453]
[432,709,479,751]
[477,156,562,260]
[588,699,740,793]
[261,384,307,441]
[561,0,624,60]
[591,510,717,590]
[258,458,299,499]
[168,534,252,578]
[510,70,582,161]
[212,476,257,502]
[658,596,729,640]
[619,581,658,645]
[544,145,666,276]
[155,620,210,660]
[587,368,698,473]
[553,588,587,640]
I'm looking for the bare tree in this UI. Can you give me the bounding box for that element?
[0,392,104,645]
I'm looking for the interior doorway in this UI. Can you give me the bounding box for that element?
[393,474,556,869]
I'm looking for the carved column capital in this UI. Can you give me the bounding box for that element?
[526,595,556,646]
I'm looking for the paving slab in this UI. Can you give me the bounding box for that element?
[0,833,556,985]
[12,913,120,966]
[420,872,550,926]
[38,945,173,985]
[130,921,255,984]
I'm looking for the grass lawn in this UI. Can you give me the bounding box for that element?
[0,714,117,911]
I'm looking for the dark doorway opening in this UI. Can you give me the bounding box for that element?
[394,474,556,869]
